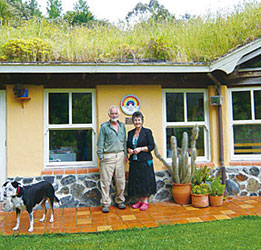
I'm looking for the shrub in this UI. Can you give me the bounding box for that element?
[191,183,210,195]
[2,38,52,62]
[210,176,226,196]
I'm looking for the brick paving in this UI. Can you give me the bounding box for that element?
[0,196,261,235]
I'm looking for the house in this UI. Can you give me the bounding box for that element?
[0,38,260,206]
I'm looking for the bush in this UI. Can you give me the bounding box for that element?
[2,38,52,62]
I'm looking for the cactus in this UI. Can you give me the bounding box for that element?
[154,125,199,184]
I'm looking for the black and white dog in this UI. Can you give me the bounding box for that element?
[2,181,59,232]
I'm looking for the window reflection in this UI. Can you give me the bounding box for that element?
[49,93,69,124]
[166,127,204,158]
[254,90,261,119]
[187,93,204,121]
[232,91,251,120]
[49,130,92,162]
[72,93,92,124]
[166,93,184,122]
[233,125,261,155]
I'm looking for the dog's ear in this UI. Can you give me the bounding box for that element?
[2,181,8,187]
[11,181,19,188]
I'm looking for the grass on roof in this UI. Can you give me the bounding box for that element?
[0,1,260,63]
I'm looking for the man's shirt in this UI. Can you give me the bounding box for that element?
[97,121,127,159]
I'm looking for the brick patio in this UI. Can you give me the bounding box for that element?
[0,196,261,236]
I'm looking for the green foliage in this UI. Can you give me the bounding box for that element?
[47,0,62,19]
[126,0,175,23]
[210,176,226,196]
[2,38,52,62]
[63,0,95,25]
[0,1,259,62]
[192,166,213,186]
[191,183,210,194]
[147,35,171,60]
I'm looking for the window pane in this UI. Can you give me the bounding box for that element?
[49,130,92,162]
[254,90,261,119]
[187,93,204,121]
[49,93,69,124]
[232,91,251,120]
[233,125,261,155]
[166,93,184,122]
[72,93,92,124]
[166,127,205,158]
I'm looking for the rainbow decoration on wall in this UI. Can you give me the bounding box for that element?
[120,95,141,115]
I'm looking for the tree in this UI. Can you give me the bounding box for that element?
[25,0,42,17]
[63,0,95,25]
[0,0,12,21]
[5,0,31,20]
[47,0,62,19]
[126,0,174,23]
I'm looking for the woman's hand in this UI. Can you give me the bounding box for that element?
[128,148,134,155]
[133,147,143,154]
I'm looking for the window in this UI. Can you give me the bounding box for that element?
[163,89,209,161]
[44,89,96,167]
[229,88,261,159]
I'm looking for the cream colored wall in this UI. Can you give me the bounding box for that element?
[6,85,44,177]
[96,85,164,171]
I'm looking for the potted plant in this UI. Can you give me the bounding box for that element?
[154,125,199,204]
[209,176,226,207]
[191,183,210,208]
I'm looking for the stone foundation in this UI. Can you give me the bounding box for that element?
[3,165,261,209]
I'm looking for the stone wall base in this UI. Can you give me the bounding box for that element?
[3,165,261,209]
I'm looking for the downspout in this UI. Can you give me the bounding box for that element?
[207,73,226,184]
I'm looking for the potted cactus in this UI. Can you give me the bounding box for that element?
[154,125,199,204]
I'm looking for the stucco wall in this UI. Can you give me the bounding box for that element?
[96,85,164,171]
[6,85,44,177]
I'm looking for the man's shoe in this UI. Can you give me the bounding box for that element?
[102,206,109,213]
[116,203,126,209]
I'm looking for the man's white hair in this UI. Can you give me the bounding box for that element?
[108,105,120,116]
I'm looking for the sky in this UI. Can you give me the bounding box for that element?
[32,0,256,22]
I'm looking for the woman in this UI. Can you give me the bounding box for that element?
[127,111,156,211]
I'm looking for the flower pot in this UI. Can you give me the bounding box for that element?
[191,194,209,208]
[209,195,224,207]
[172,183,191,205]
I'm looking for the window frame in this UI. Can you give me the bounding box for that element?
[229,87,261,160]
[44,89,97,168]
[162,89,210,162]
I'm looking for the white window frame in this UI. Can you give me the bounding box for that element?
[162,89,210,162]
[44,89,97,168]
[229,87,261,160]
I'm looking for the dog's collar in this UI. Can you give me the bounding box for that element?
[16,186,20,195]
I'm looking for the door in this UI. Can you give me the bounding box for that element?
[0,90,6,200]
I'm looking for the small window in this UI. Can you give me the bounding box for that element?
[163,89,209,161]
[45,90,96,167]
[230,88,261,158]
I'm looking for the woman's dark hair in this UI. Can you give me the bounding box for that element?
[132,111,144,123]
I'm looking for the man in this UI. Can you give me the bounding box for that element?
[97,105,127,213]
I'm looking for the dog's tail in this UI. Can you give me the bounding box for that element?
[54,195,60,203]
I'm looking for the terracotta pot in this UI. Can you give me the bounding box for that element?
[209,195,224,207]
[191,194,209,208]
[172,183,191,205]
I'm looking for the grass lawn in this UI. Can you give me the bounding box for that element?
[0,216,261,249]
